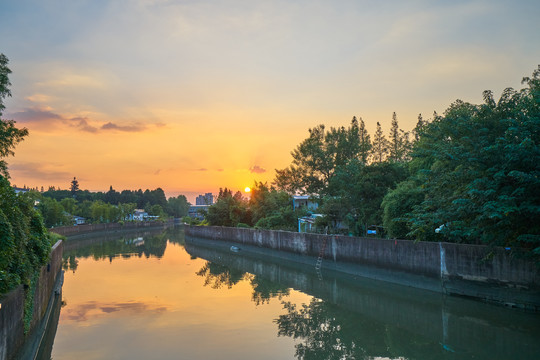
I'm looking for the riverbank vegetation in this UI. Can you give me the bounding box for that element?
[30,186,190,227]
[0,54,53,295]
[207,66,540,258]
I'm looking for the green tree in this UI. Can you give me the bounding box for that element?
[249,182,301,231]
[384,66,540,256]
[167,195,190,218]
[412,113,426,141]
[381,179,424,239]
[0,54,51,293]
[370,121,389,163]
[38,197,70,228]
[118,202,137,221]
[70,177,79,197]
[149,204,167,218]
[357,117,372,164]
[207,188,251,227]
[388,112,410,162]
[275,118,369,195]
[321,161,407,235]
[60,197,78,215]
[0,54,28,177]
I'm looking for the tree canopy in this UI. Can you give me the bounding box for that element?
[0,54,28,177]
[382,66,540,257]
[275,117,372,196]
[1,54,51,294]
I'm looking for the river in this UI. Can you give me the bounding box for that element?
[42,226,539,359]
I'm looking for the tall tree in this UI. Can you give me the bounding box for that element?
[70,177,80,197]
[357,117,371,164]
[0,54,28,177]
[370,122,388,163]
[412,113,425,141]
[167,195,190,218]
[388,112,410,162]
[274,118,368,195]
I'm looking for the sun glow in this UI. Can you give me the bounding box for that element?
[244,187,251,193]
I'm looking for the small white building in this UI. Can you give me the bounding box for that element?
[73,216,86,225]
[132,209,148,221]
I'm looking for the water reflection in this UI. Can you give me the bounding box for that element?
[195,261,291,305]
[62,227,183,273]
[185,236,540,360]
[62,300,168,322]
[51,227,540,360]
[196,262,247,289]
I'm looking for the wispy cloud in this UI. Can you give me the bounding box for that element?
[9,161,71,181]
[70,116,98,133]
[249,165,266,174]
[9,107,154,133]
[101,122,146,132]
[10,107,62,123]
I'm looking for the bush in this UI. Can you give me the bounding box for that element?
[0,176,52,295]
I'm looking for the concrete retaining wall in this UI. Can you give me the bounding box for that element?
[0,240,63,360]
[185,225,540,310]
[50,220,171,237]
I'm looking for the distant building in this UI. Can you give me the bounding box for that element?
[293,195,319,211]
[73,216,86,225]
[196,193,214,205]
[298,214,323,233]
[188,205,209,220]
[132,209,148,221]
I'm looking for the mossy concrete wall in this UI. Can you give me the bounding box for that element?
[0,240,63,360]
[184,225,540,310]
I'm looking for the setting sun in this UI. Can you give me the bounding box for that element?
[244,187,251,193]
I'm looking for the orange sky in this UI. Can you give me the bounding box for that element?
[1,0,539,202]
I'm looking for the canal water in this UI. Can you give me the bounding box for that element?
[45,226,539,360]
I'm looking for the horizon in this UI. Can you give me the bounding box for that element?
[1,0,539,198]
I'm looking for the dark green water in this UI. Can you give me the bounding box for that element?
[46,227,539,359]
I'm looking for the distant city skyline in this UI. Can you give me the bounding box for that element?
[1,0,539,197]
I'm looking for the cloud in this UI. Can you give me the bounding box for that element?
[101,122,147,132]
[9,161,71,181]
[195,168,208,172]
[249,165,266,174]
[25,93,53,103]
[10,107,62,124]
[70,116,98,133]
[9,107,154,133]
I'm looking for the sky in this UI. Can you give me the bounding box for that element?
[1,0,539,202]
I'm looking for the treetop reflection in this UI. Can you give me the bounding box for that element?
[62,227,184,273]
[195,260,290,306]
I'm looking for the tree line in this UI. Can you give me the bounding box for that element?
[33,182,190,228]
[206,66,539,259]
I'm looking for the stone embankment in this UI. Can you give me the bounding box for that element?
[185,225,540,311]
[0,240,63,360]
